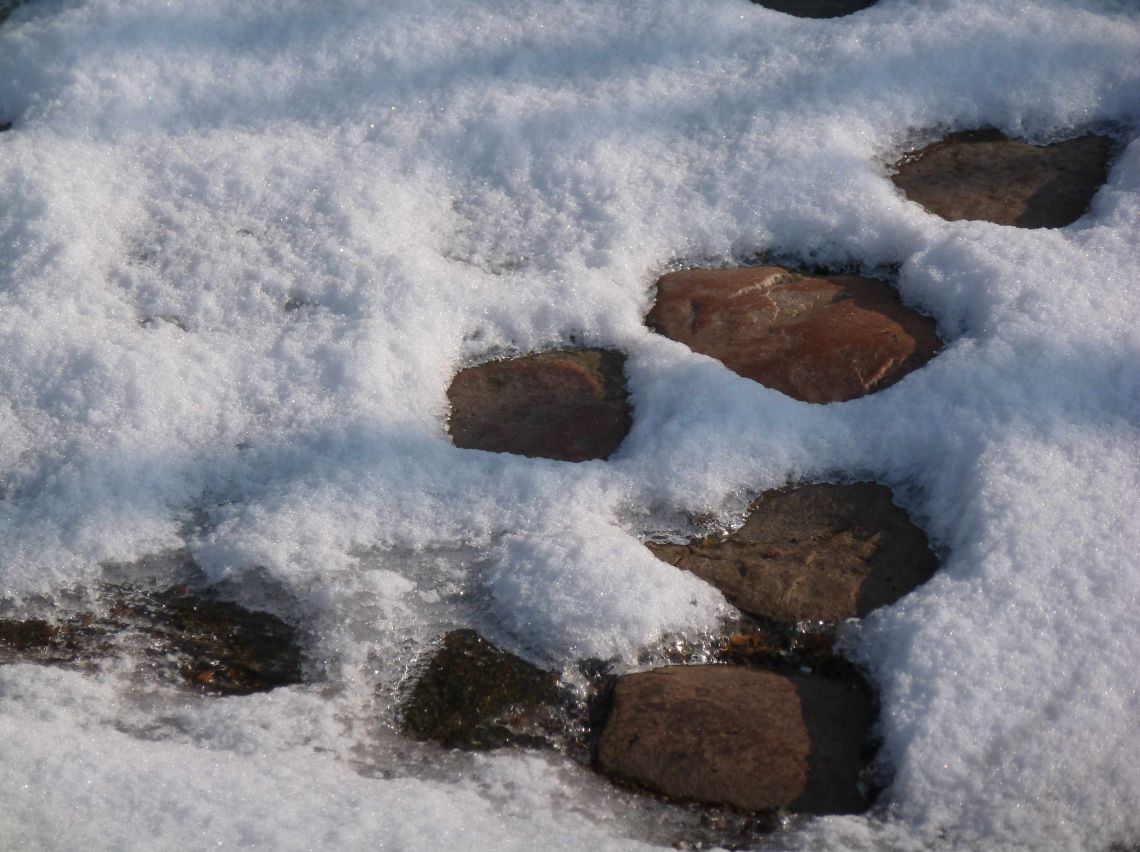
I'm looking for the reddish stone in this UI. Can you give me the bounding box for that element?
[891,129,1114,228]
[595,665,873,814]
[647,483,937,623]
[447,349,632,462]
[648,266,940,403]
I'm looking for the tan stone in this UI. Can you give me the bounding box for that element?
[648,483,937,623]
[447,348,632,462]
[891,129,1114,228]
[595,665,873,814]
[647,266,940,403]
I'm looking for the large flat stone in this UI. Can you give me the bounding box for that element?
[447,348,632,461]
[595,665,873,814]
[891,128,1114,228]
[648,266,940,403]
[648,483,937,623]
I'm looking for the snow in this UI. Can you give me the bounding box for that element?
[0,0,1138,848]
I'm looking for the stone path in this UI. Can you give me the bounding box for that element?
[0,3,1122,846]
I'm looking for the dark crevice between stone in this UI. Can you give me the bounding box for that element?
[447,348,633,462]
[0,566,304,696]
[751,0,876,18]
[891,127,1116,228]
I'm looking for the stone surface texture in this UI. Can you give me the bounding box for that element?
[401,629,568,750]
[648,267,940,403]
[891,128,1114,228]
[751,0,876,17]
[0,584,304,695]
[595,665,873,814]
[447,348,632,461]
[648,483,937,623]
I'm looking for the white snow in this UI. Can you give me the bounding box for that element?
[0,0,1137,848]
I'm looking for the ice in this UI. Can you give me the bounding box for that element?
[0,0,1137,848]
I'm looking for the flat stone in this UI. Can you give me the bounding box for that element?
[401,629,569,750]
[647,483,937,623]
[891,128,1114,228]
[648,267,940,403]
[595,665,873,814]
[447,348,632,461]
[751,0,875,17]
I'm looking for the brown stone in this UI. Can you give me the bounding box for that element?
[648,483,937,623]
[751,0,875,17]
[647,267,940,403]
[891,128,1114,228]
[595,665,873,814]
[447,348,632,461]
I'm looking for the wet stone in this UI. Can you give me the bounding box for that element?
[0,619,58,651]
[751,0,876,17]
[648,266,940,403]
[401,629,570,750]
[891,128,1115,228]
[0,584,303,695]
[121,585,304,695]
[447,348,632,461]
[648,483,938,624]
[594,665,874,814]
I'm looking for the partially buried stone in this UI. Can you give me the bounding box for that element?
[401,629,569,750]
[0,584,303,695]
[891,128,1114,228]
[595,665,873,814]
[0,619,57,651]
[751,0,875,17]
[127,586,304,695]
[648,266,940,403]
[647,483,937,624]
[447,348,632,461]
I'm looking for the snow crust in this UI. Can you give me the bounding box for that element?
[0,0,1137,848]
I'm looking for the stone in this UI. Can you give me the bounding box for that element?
[127,585,304,695]
[647,483,937,624]
[0,583,304,695]
[0,618,58,651]
[595,665,873,814]
[647,267,940,403]
[751,0,875,17]
[401,629,569,750]
[447,348,632,461]
[891,128,1114,228]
